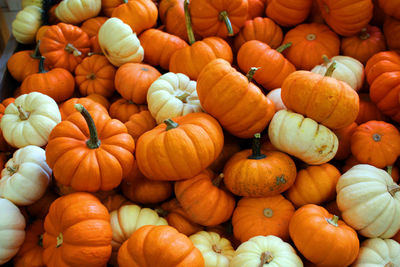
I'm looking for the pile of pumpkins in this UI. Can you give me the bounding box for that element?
[1,0,400,266]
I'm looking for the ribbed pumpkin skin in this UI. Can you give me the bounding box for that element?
[117,225,204,267]
[378,0,400,19]
[80,16,108,37]
[237,40,296,91]
[266,0,312,27]
[109,98,147,123]
[333,122,358,160]
[13,220,44,267]
[7,50,40,82]
[124,110,156,143]
[136,112,224,181]
[196,58,275,138]
[383,16,400,55]
[281,71,360,129]
[356,93,386,124]
[246,0,265,19]
[158,0,189,42]
[59,97,108,120]
[232,195,295,243]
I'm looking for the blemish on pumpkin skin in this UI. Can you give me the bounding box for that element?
[317,145,327,154]
[269,175,286,191]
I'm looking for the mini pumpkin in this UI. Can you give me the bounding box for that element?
[124,110,156,143]
[333,122,358,160]
[12,5,43,44]
[55,0,102,25]
[109,98,147,123]
[352,238,400,266]
[266,0,312,27]
[59,97,108,120]
[6,45,41,82]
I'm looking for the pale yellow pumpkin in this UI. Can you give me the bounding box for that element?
[352,238,400,266]
[98,17,144,67]
[147,72,203,124]
[21,0,42,8]
[268,110,338,165]
[55,0,102,25]
[12,5,42,44]
[266,88,286,111]
[189,231,234,267]
[337,164,400,238]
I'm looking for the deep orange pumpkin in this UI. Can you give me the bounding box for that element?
[247,0,266,19]
[383,16,400,54]
[266,0,313,27]
[6,46,41,82]
[333,122,358,160]
[124,110,156,143]
[378,0,400,20]
[100,193,132,212]
[26,190,59,219]
[158,0,190,42]
[86,93,111,110]
[80,16,108,38]
[59,97,108,120]
[208,134,242,173]
[102,0,132,17]
[109,98,148,123]
[356,93,386,124]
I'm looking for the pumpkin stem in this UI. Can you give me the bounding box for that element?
[88,52,104,56]
[212,244,222,254]
[324,61,336,77]
[219,10,234,36]
[123,0,128,3]
[65,43,82,57]
[263,208,273,218]
[87,73,96,80]
[322,55,330,64]
[246,67,260,82]
[38,56,48,73]
[276,42,292,53]
[248,133,266,160]
[326,215,339,227]
[385,262,395,267]
[212,173,224,187]
[388,184,400,197]
[38,234,43,247]
[164,119,179,131]
[372,133,381,142]
[306,34,316,41]
[184,0,196,45]
[56,232,63,248]
[31,40,41,59]
[176,92,191,102]
[359,28,370,40]
[387,165,393,176]
[259,251,273,266]
[74,104,101,149]
[17,105,30,120]
[154,207,168,217]
[6,166,17,175]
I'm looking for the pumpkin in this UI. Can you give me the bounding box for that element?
[285,163,341,208]
[383,16,400,54]
[208,134,242,173]
[174,170,236,226]
[6,45,41,82]
[43,192,112,266]
[124,110,156,143]
[59,97,108,120]
[316,0,373,36]
[311,55,365,91]
[282,23,340,70]
[55,0,102,25]
[268,110,338,165]
[80,16,108,37]
[115,63,161,104]
[333,122,358,160]
[139,28,188,70]
[189,0,248,38]
[341,25,387,64]
[102,0,132,16]
[266,0,312,27]
[147,72,202,124]
[86,93,111,109]
[136,112,224,181]
[223,133,296,197]
[0,198,26,265]
[0,145,52,206]
[1,92,61,148]
[356,93,386,124]
[237,40,296,91]
[365,51,400,85]
[26,190,58,219]
[39,23,90,72]
[158,0,189,42]
[246,0,265,19]
[111,0,158,35]
[379,0,400,19]
[2,98,15,108]
[234,17,282,53]
[337,164,400,238]
[12,5,43,44]
[117,225,204,267]
[101,193,131,212]
[74,54,116,98]
[352,238,400,266]
[351,121,400,169]
[45,104,135,192]
[98,17,144,67]
[22,0,42,8]
[289,204,359,266]
[20,56,75,103]
[232,195,295,243]
[13,219,44,267]
[230,235,303,267]
[266,88,286,111]
[35,25,50,42]
[197,58,275,138]
[109,98,147,123]
[281,64,360,129]
[189,231,234,267]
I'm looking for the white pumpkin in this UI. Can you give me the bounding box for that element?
[147,72,203,124]
[0,198,26,265]
[21,0,42,8]
[266,88,286,111]
[230,235,303,267]
[189,231,234,267]
[311,55,364,91]
[0,145,52,206]
[0,92,61,148]
[352,238,400,266]
[268,110,338,165]
[98,18,144,67]
[12,5,42,44]
[55,0,102,25]
[336,164,400,238]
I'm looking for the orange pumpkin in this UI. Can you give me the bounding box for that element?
[208,134,242,173]
[316,0,373,36]
[266,0,313,27]
[117,225,204,267]
[59,97,108,120]
[247,0,266,19]
[102,0,132,17]
[383,16,400,54]
[232,195,295,243]
[333,122,358,160]
[26,190,59,219]
[115,63,161,104]
[136,113,224,181]
[80,16,108,37]
[289,204,359,266]
[13,220,44,267]
[101,193,132,212]
[35,25,51,43]
[124,110,156,143]
[197,58,275,138]
[6,46,41,82]
[285,164,341,208]
[378,0,400,20]
[356,93,386,124]
[2,98,15,107]
[282,23,340,70]
[223,134,297,197]
[158,0,190,42]
[86,93,111,110]
[45,105,135,192]
[109,98,147,123]
[74,54,116,98]
[43,192,112,266]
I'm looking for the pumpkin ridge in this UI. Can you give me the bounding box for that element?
[179,125,205,171]
[161,131,184,179]
[320,80,345,126]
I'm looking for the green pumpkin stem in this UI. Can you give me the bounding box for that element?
[56,232,63,248]
[387,165,393,176]
[164,119,179,131]
[219,11,234,36]
[38,56,48,73]
[31,40,41,59]
[248,133,266,160]
[38,234,43,247]
[359,28,370,40]
[65,43,82,57]
[322,55,330,64]
[184,0,196,45]
[88,52,104,56]
[212,174,224,187]
[388,184,400,197]
[6,166,17,175]
[258,251,273,267]
[324,61,336,77]
[246,67,260,83]
[74,104,101,149]
[17,105,30,120]
[176,92,191,102]
[123,0,128,3]
[276,42,292,53]
[327,215,339,227]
